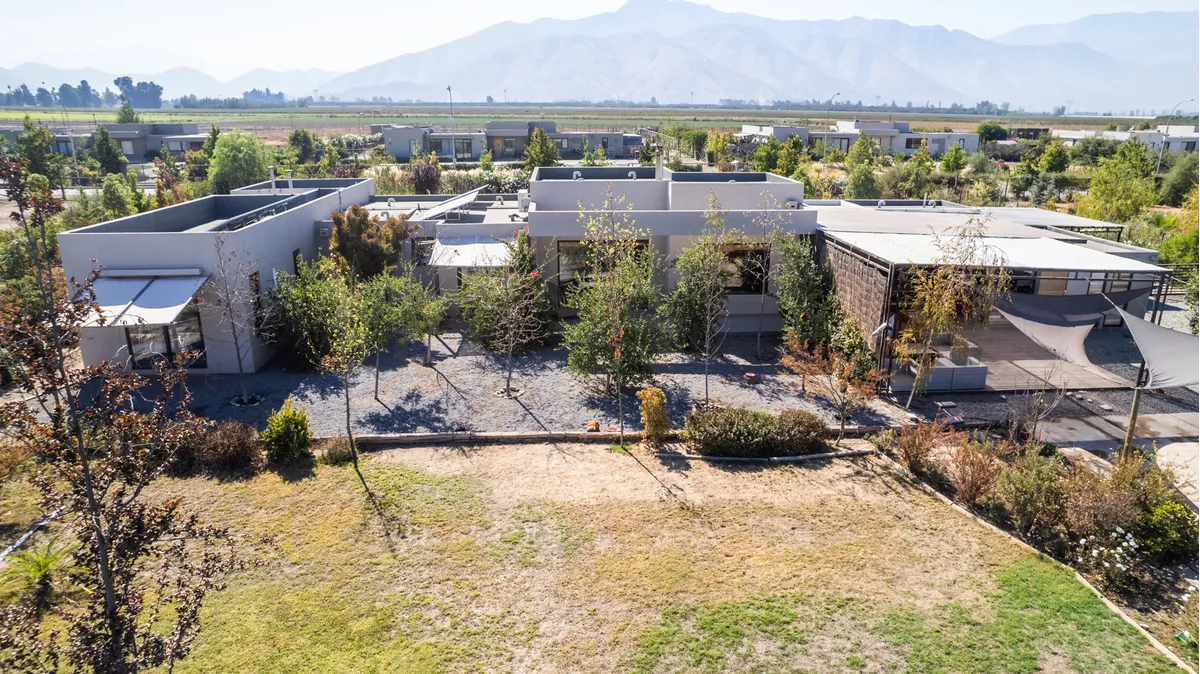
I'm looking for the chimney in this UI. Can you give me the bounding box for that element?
[286,170,294,193]
[269,166,276,193]
[655,150,664,180]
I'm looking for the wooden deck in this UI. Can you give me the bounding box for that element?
[965,323,1131,391]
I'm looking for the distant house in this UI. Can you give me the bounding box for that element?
[0,122,204,162]
[1010,127,1050,140]
[381,120,635,162]
[1051,125,1198,153]
[733,121,977,158]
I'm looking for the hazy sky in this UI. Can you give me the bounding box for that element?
[6,0,1196,79]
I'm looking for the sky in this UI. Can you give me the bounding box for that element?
[5,0,1197,79]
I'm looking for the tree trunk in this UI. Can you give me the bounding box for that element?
[837,409,846,447]
[374,350,381,401]
[233,328,248,404]
[424,333,432,366]
[756,283,767,361]
[616,358,624,447]
[904,333,935,409]
[505,343,515,397]
[344,372,358,471]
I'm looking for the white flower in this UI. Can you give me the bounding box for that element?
[1103,561,1110,567]
[1125,533,1133,540]
[1077,557,1083,563]
[1093,550,1099,557]
[1079,539,1087,545]
[1117,564,1125,570]
[1116,527,1124,534]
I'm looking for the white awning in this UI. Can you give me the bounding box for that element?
[428,237,511,268]
[85,278,151,326]
[113,276,209,326]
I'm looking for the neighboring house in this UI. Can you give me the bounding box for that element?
[101,123,206,160]
[1010,127,1050,140]
[823,120,979,157]
[59,178,374,374]
[0,128,79,156]
[1051,125,1199,153]
[737,125,809,145]
[382,120,635,162]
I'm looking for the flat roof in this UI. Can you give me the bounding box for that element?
[826,231,1166,273]
[812,204,1084,241]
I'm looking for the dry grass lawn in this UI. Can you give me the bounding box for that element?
[140,441,1175,673]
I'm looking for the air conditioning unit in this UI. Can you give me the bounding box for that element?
[318,225,331,237]
[517,189,530,213]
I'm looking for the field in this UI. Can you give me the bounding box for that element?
[45,441,1164,673]
[0,104,1149,142]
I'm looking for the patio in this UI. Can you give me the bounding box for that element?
[965,320,1132,391]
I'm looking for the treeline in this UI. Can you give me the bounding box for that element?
[0,80,119,107]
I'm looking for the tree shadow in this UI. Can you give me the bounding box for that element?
[268,454,317,483]
[360,389,451,432]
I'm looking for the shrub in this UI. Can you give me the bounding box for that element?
[1073,529,1138,590]
[996,449,1065,541]
[636,387,670,444]
[170,420,261,475]
[315,438,355,466]
[892,421,954,475]
[682,407,825,457]
[260,397,313,462]
[866,429,896,453]
[947,436,1010,506]
[1061,466,1140,539]
[1133,501,1199,562]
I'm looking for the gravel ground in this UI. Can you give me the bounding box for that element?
[181,319,1196,436]
[188,333,911,436]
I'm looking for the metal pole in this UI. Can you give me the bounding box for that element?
[1155,98,1193,176]
[822,92,839,170]
[447,85,457,168]
[1123,387,1142,450]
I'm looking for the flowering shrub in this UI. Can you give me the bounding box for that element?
[1073,528,1138,590]
[1133,501,1199,562]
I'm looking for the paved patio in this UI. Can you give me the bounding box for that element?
[966,322,1132,391]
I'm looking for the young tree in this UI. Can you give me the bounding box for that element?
[17,116,67,194]
[1038,140,1070,173]
[99,172,136,219]
[752,135,781,172]
[975,123,1008,143]
[663,191,731,405]
[745,194,786,359]
[894,216,1010,408]
[563,186,665,444]
[201,122,221,159]
[319,274,371,476]
[92,127,126,176]
[207,130,269,194]
[115,98,140,123]
[0,158,252,672]
[844,163,881,199]
[897,138,935,198]
[1076,151,1158,223]
[478,149,494,172]
[775,234,839,348]
[845,132,877,171]
[361,272,408,401]
[287,128,320,164]
[940,143,969,187]
[1159,151,1198,207]
[456,232,551,397]
[203,235,262,405]
[781,333,884,445]
[330,204,410,280]
[579,140,611,167]
[522,126,561,171]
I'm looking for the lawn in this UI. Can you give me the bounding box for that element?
[136,442,1175,673]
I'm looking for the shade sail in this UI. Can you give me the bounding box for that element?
[428,237,510,268]
[84,278,151,326]
[113,277,209,326]
[1114,305,1199,389]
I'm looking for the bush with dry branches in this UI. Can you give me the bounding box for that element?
[892,420,958,475]
[946,435,1013,506]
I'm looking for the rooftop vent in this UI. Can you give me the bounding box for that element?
[572,171,582,180]
[628,171,637,179]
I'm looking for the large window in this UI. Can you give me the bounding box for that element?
[905,137,923,149]
[429,138,444,154]
[455,138,473,160]
[557,240,648,294]
[554,138,570,150]
[502,137,517,157]
[721,244,768,294]
[125,301,207,370]
[166,141,183,152]
[120,140,134,155]
[1036,271,1069,295]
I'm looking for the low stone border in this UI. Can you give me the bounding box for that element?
[654,448,874,464]
[869,452,1197,674]
[346,430,672,446]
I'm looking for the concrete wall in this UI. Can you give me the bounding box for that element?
[531,178,669,212]
[668,180,804,211]
[383,126,429,160]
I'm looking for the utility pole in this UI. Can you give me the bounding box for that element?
[822,91,840,170]
[503,89,507,104]
[447,85,457,168]
[1155,97,1194,176]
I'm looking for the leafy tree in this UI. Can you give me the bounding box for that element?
[704,130,733,164]
[330,204,410,279]
[100,172,136,219]
[844,164,881,199]
[752,135,781,172]
[315,269,371,477]
[287,128,320,164]
[895,218,1010,407]
[891,138,935,198]
[1113,138,1155,178]
[563,187,665,442]
[663,192,730,404]
[1159,152,1198,207]
[845,133,877,171]
[776,234,839,348]
[55,83,80,108]
[975,123,1008,142]
[34,87,54,107]
[0,160,251,672]
[91,127,125,175]
[940,143,969,175]
[1039,140,1070,173]
[115,99,140,123]
[409,152,441,194]
[207,130,269,193]
[1076,148,1158,223]
[456,232,551,397]
[478,149,494,172]
[16,116,66,192]
[579,140,611,167]
[637,141,655,166]
[774,142,801,177]
[523,126,561,171]
[1070,136,1121,166]
[201,122,220,158]
[360,268,429,400]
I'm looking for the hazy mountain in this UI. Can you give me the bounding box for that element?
[993,11,1199,65]
[0,63,343,100]
[318,0,1199,111]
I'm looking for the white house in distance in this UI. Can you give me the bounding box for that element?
[737,121,978,157]
[1052,125,1199,154]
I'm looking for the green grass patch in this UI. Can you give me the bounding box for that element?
[364,463,488,535]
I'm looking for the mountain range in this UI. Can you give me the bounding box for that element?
[2,0,1197,112]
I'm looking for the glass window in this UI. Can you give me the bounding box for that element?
[124,300,207,370]
[170,301,207,368]
[455,138,472,159]
[905,137,923,149]
[167,141,183,152]
[503,137,516,157]
[557,240,648,292]
[127,325,170,370]
[120,140,134,155]
[409,139,421,157]
[429,138,444,154]
[554,138,569,150]
[721,244,768,294]
[1037,271,1068,295]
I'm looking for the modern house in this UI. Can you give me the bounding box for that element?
[1051,125,1199,154]
[733,121,978,158]
[59,178,373,374]
[0,128,79,156]
[1,122,208,161]
[381,120,636,162]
